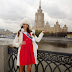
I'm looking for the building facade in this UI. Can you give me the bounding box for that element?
[32,0,68,33]
[33,0,44,30]
[0,29,13,38]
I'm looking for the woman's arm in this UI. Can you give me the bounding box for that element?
[12,33,21,47]
[35,32,44,42]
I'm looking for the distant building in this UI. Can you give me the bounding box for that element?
[32,0,68,33]
[33,0,44,30]
[0,29,13,38]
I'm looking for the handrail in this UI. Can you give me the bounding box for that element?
[8,45,72,72]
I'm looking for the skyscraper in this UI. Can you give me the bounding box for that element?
[32,0,68,33]
[34,0,44,30]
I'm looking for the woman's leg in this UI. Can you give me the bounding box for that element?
[19,65,24,72]
[27,64,32,72]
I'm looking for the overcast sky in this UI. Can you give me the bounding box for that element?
[0,0,72,33]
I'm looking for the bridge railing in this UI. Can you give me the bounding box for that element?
[8,45,72,72]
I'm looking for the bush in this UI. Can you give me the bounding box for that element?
[35,30,67,37]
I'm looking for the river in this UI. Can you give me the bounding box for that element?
[1,37,72,72]
[0,37,72,53]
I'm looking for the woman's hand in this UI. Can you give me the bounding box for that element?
[42,31,48,33]
[19,41,26,47]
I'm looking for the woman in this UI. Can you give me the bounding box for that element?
[12,18,47,72]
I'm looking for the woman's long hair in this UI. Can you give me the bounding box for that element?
[17,25,32,37]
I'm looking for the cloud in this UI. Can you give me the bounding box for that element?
[0,0,36,20]
[44,6,67,19]
[0,18,20,32]
[0,0,72,32]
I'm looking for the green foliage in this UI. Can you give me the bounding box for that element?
[35,30,42,37]
[43,32,50,37]
[35,30,67,37]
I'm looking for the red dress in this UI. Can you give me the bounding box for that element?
[20,32,35,66]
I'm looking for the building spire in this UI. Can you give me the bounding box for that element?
[39,0,41,9]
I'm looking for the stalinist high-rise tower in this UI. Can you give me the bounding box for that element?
[32,0,68,33]
[34,0,44,30]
